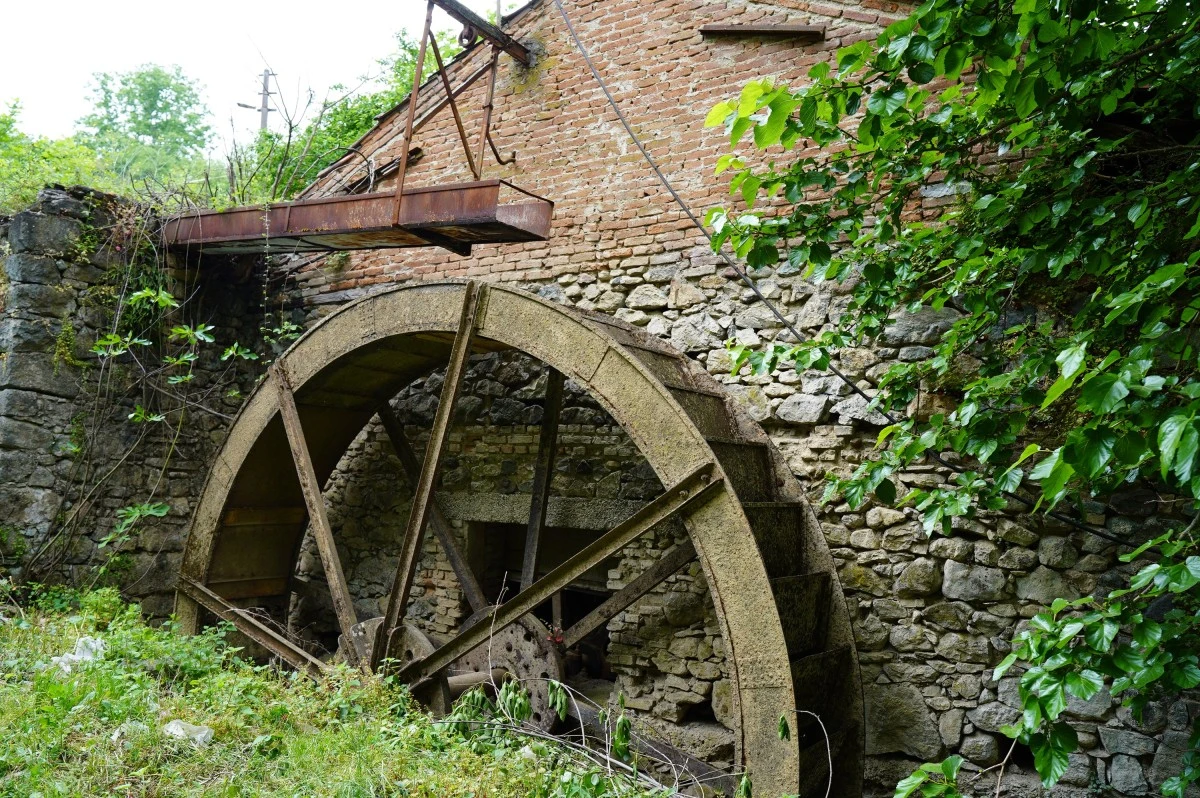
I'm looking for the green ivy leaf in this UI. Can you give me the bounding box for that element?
[867,85,908,116]
[907,63,936,84]
[1032,732,1071,788]
[705,101,734,128]
[1080,373,1129,414]
[1084,619,1118,651]
[1065,669,1103,700]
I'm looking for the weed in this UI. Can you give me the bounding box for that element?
[325,251,350,273]
[51,316,86,375]
[0,591,665,798]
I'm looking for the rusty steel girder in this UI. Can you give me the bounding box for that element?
[161,181,552,256]
[174,282,865,797]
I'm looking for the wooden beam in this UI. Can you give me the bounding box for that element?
[396,462,721,684]
[563,539,696,649]
[520,367,564,591]
[273,366,367,667]
[179,578,326,676]
[221,507,307,527]
[205,576,291,600]
[432,0,532,65]
[376,282,483,669]
[377,404,489,613]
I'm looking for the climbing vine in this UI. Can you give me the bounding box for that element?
[708,0,1200,790]
[26,191,298,588]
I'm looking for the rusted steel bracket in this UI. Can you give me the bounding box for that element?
[432,0,532,65]
[389,0,523,227]
[428,33,481,180]
[392,1,435,225]
[487,132,516,166]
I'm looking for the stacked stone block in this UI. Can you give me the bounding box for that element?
[0,187,263,616]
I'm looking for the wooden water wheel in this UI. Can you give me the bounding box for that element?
[174,280,864,796]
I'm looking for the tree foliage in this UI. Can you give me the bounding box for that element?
[0,105,120,214]
[2,31,455,210]
[708,0,1199,790]
[238,30,462,202]
[76,64,213,181]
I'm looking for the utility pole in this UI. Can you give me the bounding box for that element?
[237,70,276,131]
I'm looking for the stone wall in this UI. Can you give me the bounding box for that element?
[272,0,1199,792]
[0,186,264,616]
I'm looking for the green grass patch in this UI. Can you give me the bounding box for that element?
[0,589,663,797]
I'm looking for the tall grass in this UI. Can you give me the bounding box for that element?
[0,588,660,797]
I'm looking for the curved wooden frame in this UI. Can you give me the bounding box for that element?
[176,281,802,792]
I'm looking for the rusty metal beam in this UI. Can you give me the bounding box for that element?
[520,367,564,591]
[393,1,435,224]
[429,33,479,180]
[396,462,721,684]
[377,404,489,613]
[161,180,552,256]
[476,49,500,176]
[414,61,493,138]
[179,577,326,676]
[433,0,531,65]
[562,539,696,649]
[273,366,367,667]
[376,282,484,670]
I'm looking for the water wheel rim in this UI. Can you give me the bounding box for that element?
[176,280,816,793]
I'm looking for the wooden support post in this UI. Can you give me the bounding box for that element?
[179,578,327,677]
[376,282,483,669]
[551,592,564,630]
[273,366,367,666]
[520,367,564,591]
[377,404,489,613]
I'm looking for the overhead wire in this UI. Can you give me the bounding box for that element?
[548,0,1125,545]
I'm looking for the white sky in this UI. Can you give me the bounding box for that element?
[0,0,507,152]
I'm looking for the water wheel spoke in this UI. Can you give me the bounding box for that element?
[520,366,564,591]
[562,539,697,650]
[377,404,489,613]
[376,281,484,669]
[396,461,722,684]
[273,365,366,666]
[179,578,326,676]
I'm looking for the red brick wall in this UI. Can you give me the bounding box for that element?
[289,0,902,304]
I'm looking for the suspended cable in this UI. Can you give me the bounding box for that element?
[549,0,1125,544]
